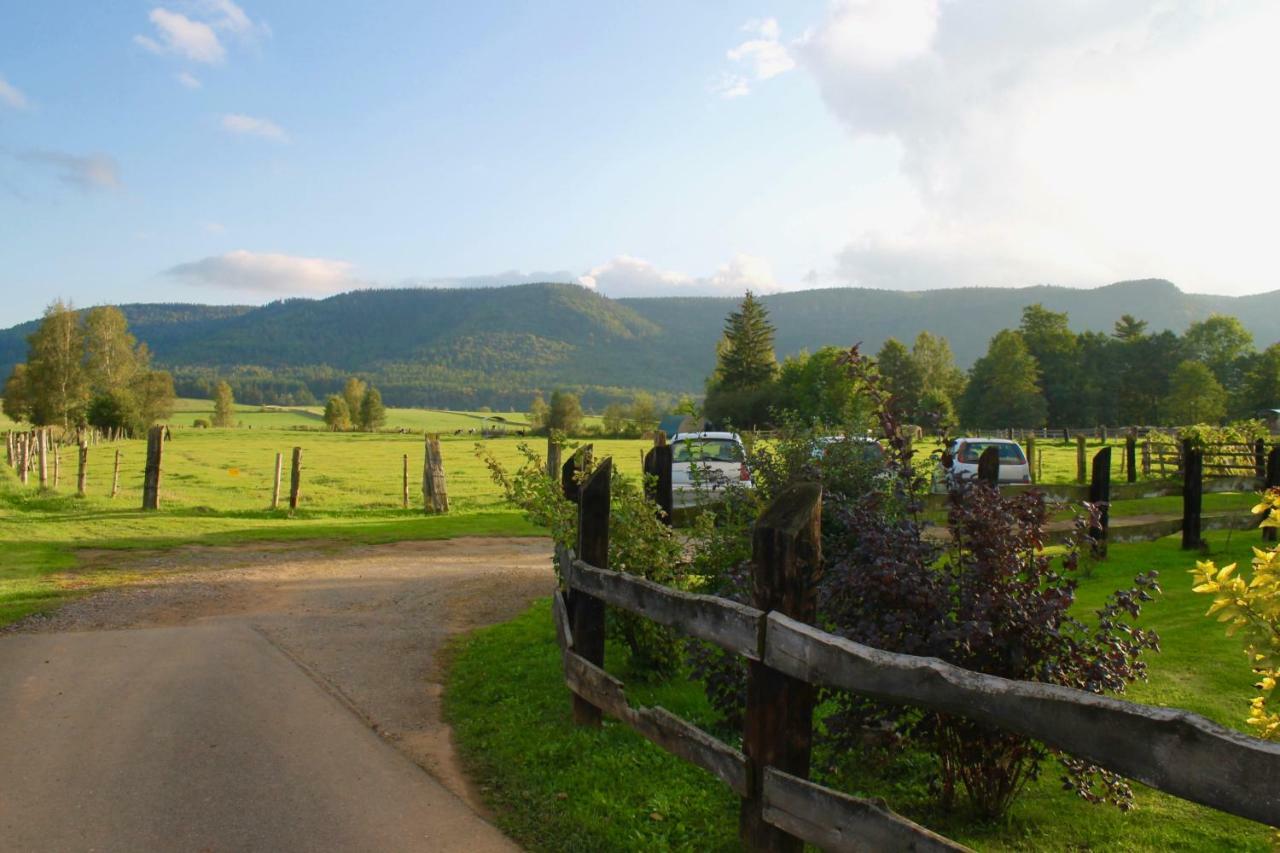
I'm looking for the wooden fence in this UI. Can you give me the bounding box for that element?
[552,456,1280,851]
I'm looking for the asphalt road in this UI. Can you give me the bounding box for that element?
[0,624,518,852]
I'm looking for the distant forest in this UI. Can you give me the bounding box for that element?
[0,280,1277,415]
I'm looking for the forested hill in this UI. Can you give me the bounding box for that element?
[2,279,1278,409]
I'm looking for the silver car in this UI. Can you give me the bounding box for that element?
[940,437,1031,487]
[670,431,752,508]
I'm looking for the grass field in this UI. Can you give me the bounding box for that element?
[0,427,650,626]
[445,530,1275,851]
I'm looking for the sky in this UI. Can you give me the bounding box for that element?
[2,0,1279,326]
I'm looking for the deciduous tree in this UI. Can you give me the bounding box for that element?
[323,395,351,430]
[359,386,386,431]
[1163,360,1227,425]
[959,330,1047,428]
[25,299,89,428]
[212,380,236,427]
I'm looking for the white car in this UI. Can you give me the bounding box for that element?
[670,431,752,508]
[939,437,1031,487]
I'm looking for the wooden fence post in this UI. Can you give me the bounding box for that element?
[402,453,409,509]
[5,431,12,468]
[546,434,562,482]
[142,425,164,510]
[53,443,61,488]
[1142,439,1151,477]
[1255,439,1267,481]
[1090,447,1112,556]
[1265,447,1280,544]
[740,482,823,853]
[1182,440,1203,550]
[18,434,28,485]
[271,452,283,509]
[37,429,47,488]
[1126,433,1137,484]
[1075,434,1087,484]
[76,442,88,497]
[561,444,594,504]
[1024,435,1036,483]
[422,434,449,514]
[288,446,302,511]
[977,445,1000,488]
[644,433,674,525]
[111,449,121,498]
[570,458,612,727]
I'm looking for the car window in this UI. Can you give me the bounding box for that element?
[956,442,1026,464]
[673,439,743,463]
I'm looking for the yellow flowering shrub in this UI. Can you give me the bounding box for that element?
[1190,487,1280,741]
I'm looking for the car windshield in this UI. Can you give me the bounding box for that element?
[673,439,743,463]
[956,442,1026,464]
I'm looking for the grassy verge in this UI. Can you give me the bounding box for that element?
[444,531,1275,851]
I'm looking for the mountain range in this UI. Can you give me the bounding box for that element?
[2,279,1277,409]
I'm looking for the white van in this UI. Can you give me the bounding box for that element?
[670,431,752,508]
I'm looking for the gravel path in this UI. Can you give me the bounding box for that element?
[2,536,555,849]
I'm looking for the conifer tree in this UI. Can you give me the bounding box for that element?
[712,291,778,390]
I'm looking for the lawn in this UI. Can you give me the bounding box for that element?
[444,530,1276,851]
[0,427,650,627]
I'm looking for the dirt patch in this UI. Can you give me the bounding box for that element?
[8,536,556,812]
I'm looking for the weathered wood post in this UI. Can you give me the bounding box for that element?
[402,453,409,509]
[1126,433,1137,484]
[37,429,48,488]
[643,432,674,525]
[288,446,302,511]
[546,434,562,482]
[977,445,1000,489]
[561,444,594,504]
[1090,447,1112,556]
[1255,439,1267,481]
[53,443,61,488]
[271,452,283,509]
[1075,434,1087,483]
[1181,439,1203,550]
[740,482,823,853]
[1024,435,1036,483]
[76,442,88,497]
[18,434,28,485]
[142,425,164,510]
[5,431,12,468]
[570,458,612,727]
[110,449,121,498]
[422,434,449,514]
[1141,439,1151,477]
[1265,447,1280,544]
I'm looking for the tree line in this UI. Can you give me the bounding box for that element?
[2,300,175,435]
[702,293,1278,430]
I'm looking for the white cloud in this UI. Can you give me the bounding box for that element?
[165,250,357,294]
[727,17,796,80]
[408,270,578,289]
[716,17,795,98]
[710,73,751,99]
[137,8,224,63]
[790,0,1280,294]
[17,150,121,191]
[0,75,28,109]
[135,1,267,65]
[578,254,778,298]
[177,71,202,89]
[221,113,288,142]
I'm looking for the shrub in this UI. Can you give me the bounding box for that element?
[192,418,209,428]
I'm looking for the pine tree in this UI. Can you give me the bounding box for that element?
[212,380,236,427]
[359,386,386,431]
[712,291,778,390]
[25,299,88,428]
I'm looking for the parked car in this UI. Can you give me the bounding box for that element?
[671,431,752,508]
[938,437,1031,488]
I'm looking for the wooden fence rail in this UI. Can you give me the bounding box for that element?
[553,454,1280,851]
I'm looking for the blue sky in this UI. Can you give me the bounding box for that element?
[2,1,1278,326]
